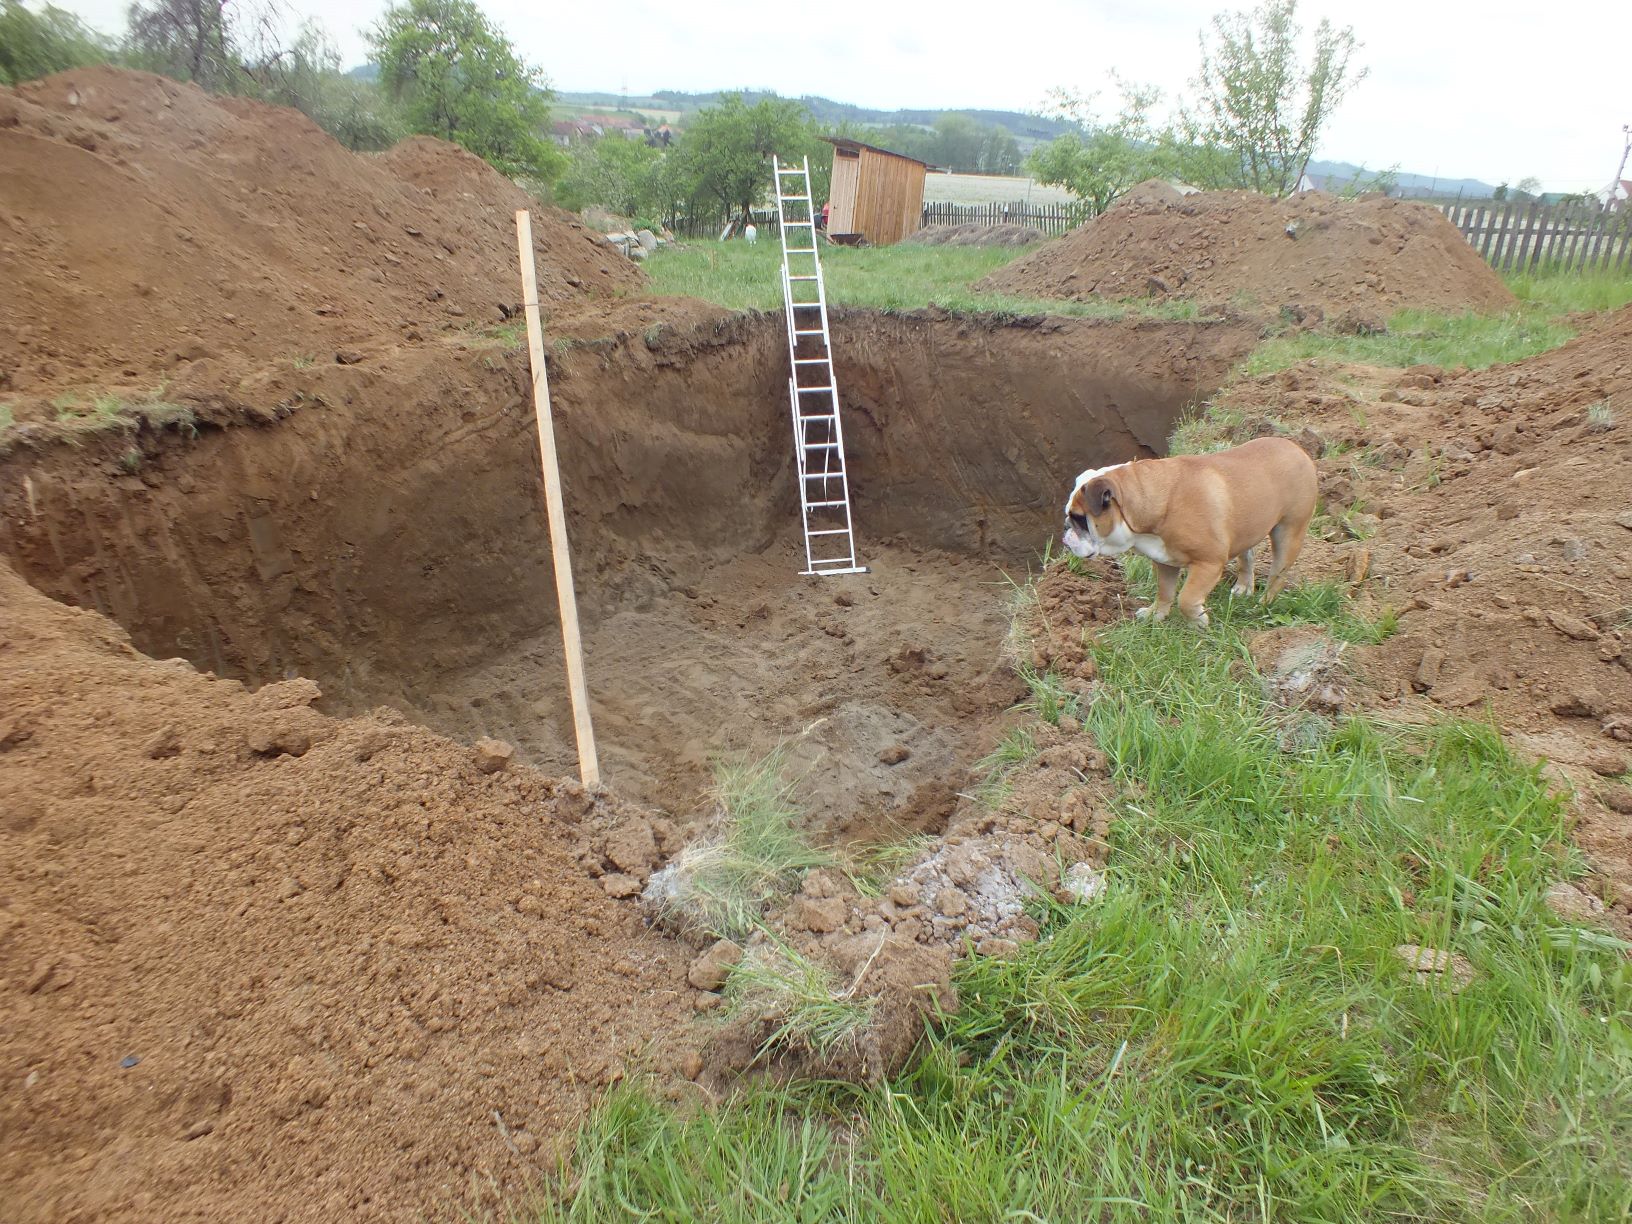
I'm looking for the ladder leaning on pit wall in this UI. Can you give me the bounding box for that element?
[771,155,866,577]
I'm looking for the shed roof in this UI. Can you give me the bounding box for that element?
[821,136,932,168]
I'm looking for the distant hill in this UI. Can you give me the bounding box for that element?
[344,67,1501,198]
[557,89,1075,147]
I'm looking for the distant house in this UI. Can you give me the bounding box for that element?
[822,138,931,246]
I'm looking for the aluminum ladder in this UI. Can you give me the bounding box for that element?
[772,155,865,576]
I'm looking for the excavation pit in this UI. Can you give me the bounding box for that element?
[1,308,1257,834]
[0,305,1261,1221]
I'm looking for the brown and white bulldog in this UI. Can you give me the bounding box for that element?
[1061,437,1318,628]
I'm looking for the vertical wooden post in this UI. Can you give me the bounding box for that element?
[514,210,600,788]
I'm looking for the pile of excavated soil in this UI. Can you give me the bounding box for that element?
[0,67,640,400]
[977,189,1516,320]
[0,562,700,1223]
[1212,306,1632,908]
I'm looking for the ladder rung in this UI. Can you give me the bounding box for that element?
[780,194,811,202]
[807,500,850,508]
[796,384,834,393]
[787,274,820,281]
[794,357,828,364]
[793,328,824,336]
[807,528,851,536]
[804,441,840,449]
[804,471,844,479]
[785,247,816,253]
[791,301,822,309]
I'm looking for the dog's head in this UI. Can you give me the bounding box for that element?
[1062,465,1133,559]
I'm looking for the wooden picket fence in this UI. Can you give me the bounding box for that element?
[918,201,1094,235]
[1434,201,1632,272]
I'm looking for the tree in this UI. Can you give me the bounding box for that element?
[249,22,403,151]
[1026,81,1173,214]
[669,93,815,223]
[370,0,563,181]
[0,0,114,84]
[1181,0,1366,197]
[124,0,239,90]
[555,135,667,221]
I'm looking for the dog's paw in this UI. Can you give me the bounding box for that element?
[1187,608,1211,630]
[1134,605,1169,623]
[1230,581,1253,596]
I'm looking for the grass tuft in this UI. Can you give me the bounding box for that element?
[725,935,878,1061]
[649,748,834,939]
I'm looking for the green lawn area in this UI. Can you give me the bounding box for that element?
[532,564,1632,1222]
[643,239,1199,320]
[644,240,1632,374]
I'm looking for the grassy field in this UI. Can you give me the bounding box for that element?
[643,240,1198,320]
[645,241,1632,373]
[532,561,1632,1222]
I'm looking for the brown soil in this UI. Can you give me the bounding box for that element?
[977,188,1516,320]
[0,66,639,403]
[0,562,700,1223]
[0,267,1252,1217]
[1208,306,1632,907]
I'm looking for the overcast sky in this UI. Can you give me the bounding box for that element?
[59,0,1632,191]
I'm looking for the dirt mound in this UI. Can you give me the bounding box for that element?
[1110,178,1194,210]
[977,189,1515,319]
[1214,306,1632,907]
[904,222,1047,247]
[0,561,698,1222]
[0,66,639,399]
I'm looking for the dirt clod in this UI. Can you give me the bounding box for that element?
[473,736,514,774]
[686,939,744,992]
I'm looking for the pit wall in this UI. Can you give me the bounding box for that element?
[0,309,1258,705]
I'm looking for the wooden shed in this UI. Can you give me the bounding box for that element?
[822,138,930,246]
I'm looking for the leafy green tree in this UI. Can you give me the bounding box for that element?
[249,23,403,151]
[0,0,113,84]
[669,93,817,223]
[369,0,563,181]
[1026,81,1173,214]
[555,135,667,219]
[1180,0,1366,197]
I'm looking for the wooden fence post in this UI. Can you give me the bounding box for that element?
[514,210,601,789]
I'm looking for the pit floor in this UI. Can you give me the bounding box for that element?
[380,543,1027,838]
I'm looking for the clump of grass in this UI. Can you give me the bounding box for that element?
[649,748,833,939]
[725,936,878,1061]
[973,725,1038,808]
[0,402,14,432]
[291,353,316,369]
[1587,399,1616,431]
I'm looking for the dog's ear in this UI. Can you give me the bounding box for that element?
[1085,475,1115,514]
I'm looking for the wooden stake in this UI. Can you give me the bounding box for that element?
[514,210,600,788]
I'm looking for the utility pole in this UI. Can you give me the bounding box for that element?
[1613,124,1632,209]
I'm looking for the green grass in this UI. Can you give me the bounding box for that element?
[1237,266,1632,377]
[648,749,835,939]
[1508,266,1632,314]
[725,936,879,1062]
[531,572,1631,1223]
[643,240,1200,320]
[1239,308,1576,376]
